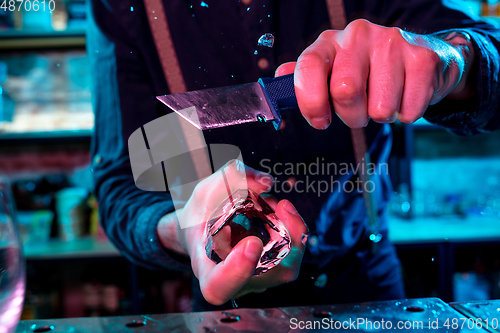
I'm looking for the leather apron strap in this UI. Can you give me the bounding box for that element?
[326,0,381,249]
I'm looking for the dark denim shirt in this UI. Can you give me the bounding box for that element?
[87,0,500,294]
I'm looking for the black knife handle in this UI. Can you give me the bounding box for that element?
[258,74,298,130]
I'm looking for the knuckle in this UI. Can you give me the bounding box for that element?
[388,27,403,42]
[318,29,336,40]
[297,51,323,69]
[346,18,371,32]
[382,27,404,50]
[343,19,374,41]
[409,45,440,70]
[331,79,363,106]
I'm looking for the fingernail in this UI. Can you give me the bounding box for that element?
[373,115,397,124]
[244,238,262,261]
[386,115,397,123]
[309,117,331,130]
[283,200,299,215]
[255,173,273,189]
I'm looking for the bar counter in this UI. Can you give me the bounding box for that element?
[15,298,500,332]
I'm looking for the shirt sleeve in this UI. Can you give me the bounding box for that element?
[411,1,500,135]
[87,0,190,271]
[424,26,500,135]
[348,0,500,135]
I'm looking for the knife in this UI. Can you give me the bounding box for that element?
[157,73,298,131]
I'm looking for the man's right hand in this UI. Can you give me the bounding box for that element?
[275,19,473,130]
[157,160,308,305]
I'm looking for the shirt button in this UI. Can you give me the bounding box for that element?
[241,0,251,4]
[93,155,102,164]
[257,58,269,70]
[314,273,328,288]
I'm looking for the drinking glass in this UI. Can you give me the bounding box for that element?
[0,177,25,333]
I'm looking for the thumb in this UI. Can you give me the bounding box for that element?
[199,236,263,305]
[275,200,308,249]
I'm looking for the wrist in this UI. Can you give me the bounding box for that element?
[157,208,189,256]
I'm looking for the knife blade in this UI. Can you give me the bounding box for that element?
[157,73,298,130]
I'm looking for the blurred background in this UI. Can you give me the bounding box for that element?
[0,0,499,321]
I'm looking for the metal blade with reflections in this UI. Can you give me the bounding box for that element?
[157,82,275,130]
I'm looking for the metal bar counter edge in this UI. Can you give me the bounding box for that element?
[16,298,500,332]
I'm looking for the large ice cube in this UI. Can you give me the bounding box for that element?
[205,189,290,275]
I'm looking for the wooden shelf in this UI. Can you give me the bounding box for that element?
[0,28,85,49]
[23,237,120,260]
[22,215,499,260]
